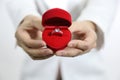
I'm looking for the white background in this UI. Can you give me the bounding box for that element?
[0,1,25,80]
[0,0,120,80]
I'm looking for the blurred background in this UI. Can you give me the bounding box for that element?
[0,0,25,80]
[0,0,120,80]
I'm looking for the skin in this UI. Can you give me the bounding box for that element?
[15,15,97,60]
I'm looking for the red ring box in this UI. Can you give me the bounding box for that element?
[42,8,72,51]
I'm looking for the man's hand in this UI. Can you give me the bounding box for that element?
[15,15,54,60]
[55,21,97,57]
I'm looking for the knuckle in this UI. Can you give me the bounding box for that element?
[21,19,33,27]
[24,20,33,27]
[33,18,40,23]
[26,41,33,47]
[76,42,81,48]
[27,41,32,46]
[79,42,89,50]
[84,45,90,50]
[84,42,93,49]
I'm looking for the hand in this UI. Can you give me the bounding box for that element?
[15,15,54,60]
[55,21,97,57]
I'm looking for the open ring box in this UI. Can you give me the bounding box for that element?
[42,8,72,51]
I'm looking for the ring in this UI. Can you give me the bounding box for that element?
[51,28,63,36]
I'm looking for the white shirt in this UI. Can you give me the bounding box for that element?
[7,0,117,80]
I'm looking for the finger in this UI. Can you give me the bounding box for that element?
[32,18,44,31]
[85,30,97,46]
[27,48,54,59]
[36,30,43,40]
[68,31,97,50]
[55,47,83,57]
[27,30,43,41]
[16,29,46,48]
[21,16,43,30]
[68,40,89,51]
[30,54,53,60]
[17,41,54,59]
[28,48,53,57]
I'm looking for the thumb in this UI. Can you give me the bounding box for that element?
[16,28,46,48]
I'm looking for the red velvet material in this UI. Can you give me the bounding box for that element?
[42,8,72,51]
[42,8,72,27]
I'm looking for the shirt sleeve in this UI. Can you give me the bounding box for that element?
[77,0,117,50]
[7,0,41,29]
